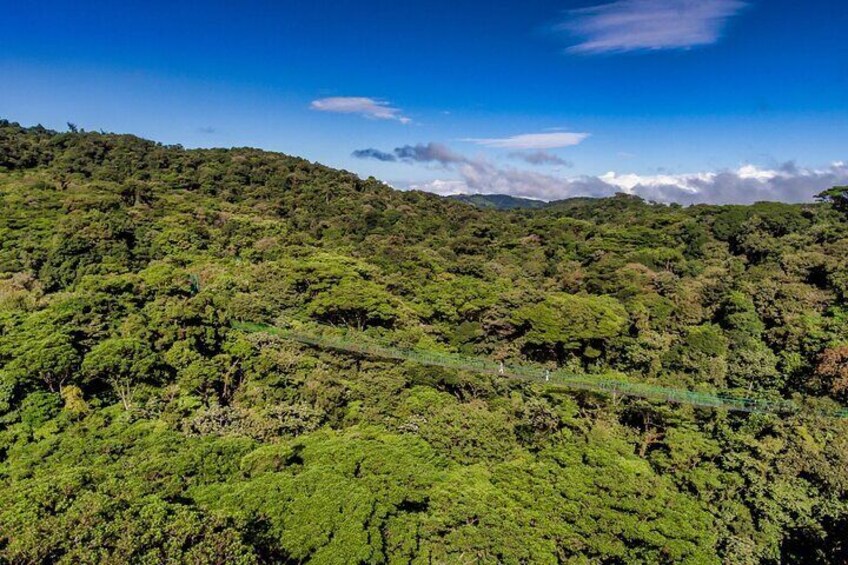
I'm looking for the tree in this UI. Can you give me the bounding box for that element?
[814,346,848,401]
[719,292,780,389]
[307,278,400,330]
[61,385,90,418]
[195,429,441,563]
[118,179,154,207]
[2,331,81,393]
[667,324,729,385]
[82,337,160,410]
[816,186,848,217]
[514,293,627,363]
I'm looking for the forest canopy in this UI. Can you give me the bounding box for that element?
[1,120,847,563]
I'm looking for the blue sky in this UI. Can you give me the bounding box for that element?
[2,0,847,203]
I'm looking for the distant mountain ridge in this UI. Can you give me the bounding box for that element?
[448,193,548,210]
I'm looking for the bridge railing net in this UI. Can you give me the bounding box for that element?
[234,322,844,419]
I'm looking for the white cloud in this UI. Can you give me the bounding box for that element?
[404,179,469,196]
[736,164,780,181]
[309,97,410,123]
[560,0,747,54]
[464,132,589,149]
[598,170,716,193]
[403,153,848,205]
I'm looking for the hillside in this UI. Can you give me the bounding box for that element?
[448,193,548,210]
[1,120,848,563]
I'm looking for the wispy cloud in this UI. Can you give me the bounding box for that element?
[310,97,411,123]
[352,148,397,162]
[510,151,573,167]
[560,0,747,54]
[394,143,466,165]
[464,132,589,149]
[353,143,466,166]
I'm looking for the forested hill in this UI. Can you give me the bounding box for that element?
[448,193,549,209]
[2,119,848,563]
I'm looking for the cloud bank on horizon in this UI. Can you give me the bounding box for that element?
[560,0,748,54]
[409,161,848,206]
[354,143,847,205]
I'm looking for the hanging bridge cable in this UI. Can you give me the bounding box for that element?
[233,322,847,419]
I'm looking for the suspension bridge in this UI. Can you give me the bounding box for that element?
[234,322,848,419]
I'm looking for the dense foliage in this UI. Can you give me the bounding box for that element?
[1,120,847,563]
